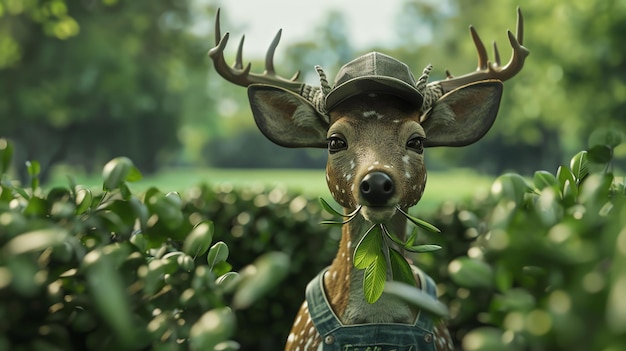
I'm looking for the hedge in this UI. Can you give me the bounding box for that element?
[1,128,624,351]
[0,141,294,351]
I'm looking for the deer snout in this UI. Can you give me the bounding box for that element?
[359,171,395,206]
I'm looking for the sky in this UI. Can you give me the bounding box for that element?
[204,0,407,57]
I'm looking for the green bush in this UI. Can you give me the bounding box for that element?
[0,142,291,351]
[2,129,624,351]
[181,183,339,350]
[418,130,626,350]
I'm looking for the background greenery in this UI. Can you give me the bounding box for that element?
[1,0,625,181]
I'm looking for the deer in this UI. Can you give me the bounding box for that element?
[209,8,528,351]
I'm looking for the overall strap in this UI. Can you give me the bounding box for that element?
[412,266,438,330]
[305,268,343,337]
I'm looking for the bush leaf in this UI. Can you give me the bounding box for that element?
[570,151,589,183]
[207,241,229,269]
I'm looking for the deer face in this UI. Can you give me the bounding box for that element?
[325,94,427,223]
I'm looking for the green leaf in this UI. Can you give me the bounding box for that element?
[75,188,93,214]
[81,248,136,346]
[384,281,449,317]
[130,232,147,252]
[183,221,214,257]
[389,247,415,286]
[102,157,140,191]
[491,173,531,205]
[396,207,440,233]
[126,164,143,182]
[189,308,236,351]
[26,160,40,190]
[320,219,349,226]
[556,165,575,189]
[128,196,149,229]
[146,190,184,230]
[353,225,383,269]
[13,186,30,200]
[363,253,387,304]
[533,170,559,192]
[381,224,406,247]
[570,151,589,183]
[23,196,48,216]
[318,197,344,217]
[587,145,612,164]
[119,182,132,200]
[207,241,229,269]
[215,272,240,293]
[2,227,68,256]
[406,228,418,246]
[448,257,494,289]
[588,127,625,149]
[26,160,40,177]
[233,252,290,309]
[405,244,442,253]
[177,254,195,272]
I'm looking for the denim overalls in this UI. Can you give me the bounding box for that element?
[305,268,438,351]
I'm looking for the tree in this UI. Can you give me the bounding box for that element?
[390,0,626,174]
[0,0,213,181]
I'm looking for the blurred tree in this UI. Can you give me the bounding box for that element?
[0,0,216,180]
[391,0,626,174]
[285,10,354,83]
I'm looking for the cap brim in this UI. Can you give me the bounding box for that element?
[325,76,424,111]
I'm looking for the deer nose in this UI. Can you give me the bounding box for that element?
[359,172,395,206]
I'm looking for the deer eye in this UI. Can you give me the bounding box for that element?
[328,134,347,154]
[406,135,425,154]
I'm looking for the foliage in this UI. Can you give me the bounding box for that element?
[389,0,626,174]
[181,183,339,350]
[0,142,290,351]
[0,0,216,181]
[417,129,626,350]
[6,0,624,177]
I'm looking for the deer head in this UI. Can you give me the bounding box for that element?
[209,8,528,226]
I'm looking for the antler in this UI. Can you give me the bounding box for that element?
[208,8,304,93]
[437,7,529,94]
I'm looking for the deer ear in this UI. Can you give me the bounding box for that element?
[422,80,503,147]
[247,85,329,148]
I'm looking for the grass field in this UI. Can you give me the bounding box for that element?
[46,167,494,214]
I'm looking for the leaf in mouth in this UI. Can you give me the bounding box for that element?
[363,251,387,304]
[353,224,383,269]
[319,197,361,225]
[396,206,441,233]
[389,247,416,287]
[318,197,443,303]
[319,197,345,217]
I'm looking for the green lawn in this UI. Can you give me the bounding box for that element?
[46,167,494,214]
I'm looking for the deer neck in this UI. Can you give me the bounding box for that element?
[323,208,412,324]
